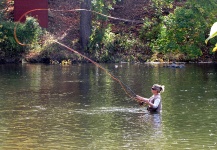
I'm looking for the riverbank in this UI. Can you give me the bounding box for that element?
[0,47,216,64]
[21,49,216,64]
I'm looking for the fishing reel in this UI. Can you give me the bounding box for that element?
[139,102,144,106]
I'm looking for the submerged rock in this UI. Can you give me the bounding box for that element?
[164,62,185,68]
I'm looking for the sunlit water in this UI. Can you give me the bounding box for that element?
[0,63,217,149]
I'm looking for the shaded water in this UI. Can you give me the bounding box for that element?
[0,63,217,149]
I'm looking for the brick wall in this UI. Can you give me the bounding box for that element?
[14,0,48,28]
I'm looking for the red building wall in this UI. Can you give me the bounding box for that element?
[14,0,48,28]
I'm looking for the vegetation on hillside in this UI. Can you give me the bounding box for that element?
[149,0,217,61]
[84,0,217,62]
[0,0,217,63]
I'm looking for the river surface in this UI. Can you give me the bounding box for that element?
[0,63,217,150]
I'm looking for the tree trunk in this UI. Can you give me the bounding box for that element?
[80,0,92,52]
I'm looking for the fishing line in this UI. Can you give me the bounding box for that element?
[54,41,137,99]
[14,8,139,100]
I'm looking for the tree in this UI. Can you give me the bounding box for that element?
[80,0,92,51]
[148,0,217,60]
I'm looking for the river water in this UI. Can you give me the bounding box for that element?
[0,63,217,150]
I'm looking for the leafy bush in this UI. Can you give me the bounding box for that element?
[139,17,162,43]
[89,24,141,62]
[0,16,43,62]
[153,7,204,58]
[140,0,217,61]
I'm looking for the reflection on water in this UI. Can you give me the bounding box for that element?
[0,63,217,149]
[73,107,146,114]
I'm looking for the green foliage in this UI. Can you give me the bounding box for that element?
[0,21,23,58]
[0,0,14,21]
[139,17,162,42]
[89,24,139,62]
[145,0,217,60]
[89,0,147,62]
[89,24,115,62]
[151,0,174,9]
[0,17,43,61]
[19,17,43,47]
[92,0,120,21]
[90,0,133,62]
[0,0,7,20]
